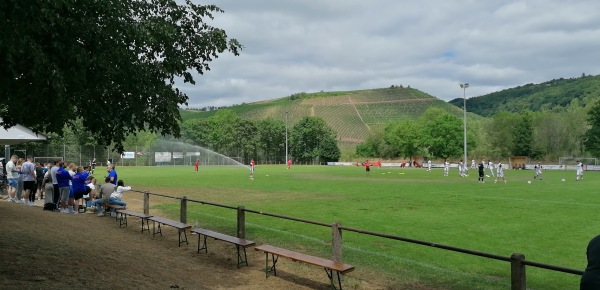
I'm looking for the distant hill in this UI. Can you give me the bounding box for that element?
[449,74,600,116]
[181,87,470,145]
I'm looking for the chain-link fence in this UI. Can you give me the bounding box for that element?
[6,142,291,167]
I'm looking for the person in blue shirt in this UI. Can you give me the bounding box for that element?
[106,165,117,185]
[56,161,73,213]
[72,166,90,214]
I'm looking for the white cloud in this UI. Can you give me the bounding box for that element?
[180,0,600,108]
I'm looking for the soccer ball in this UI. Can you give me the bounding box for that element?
[527,181,531,184]
[486,175,490,178]
[561,178,565,182]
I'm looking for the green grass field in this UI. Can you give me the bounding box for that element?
[117,165,598,289]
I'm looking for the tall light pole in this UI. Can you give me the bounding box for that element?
[460,83,469,171]
[285,110,289,164]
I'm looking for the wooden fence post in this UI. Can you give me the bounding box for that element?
[511,253,526,290]
[143,191,149,215]
[332,222,343,261]
[180,196,187,224]
[237,206,246,239]
[332,222,343,283]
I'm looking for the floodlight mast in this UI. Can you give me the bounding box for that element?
[460,83,469,171]
[285,110,289,164]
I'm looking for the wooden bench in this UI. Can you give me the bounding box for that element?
[191,228,256,268]
[254,245,355,290]
[115,209,153,233]
[107,204,126,221]
[147,216,191,247]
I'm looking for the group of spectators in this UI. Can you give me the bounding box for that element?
[1,155,131,216]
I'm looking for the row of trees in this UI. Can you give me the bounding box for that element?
[181,110,340,164]
[355,99,600,161]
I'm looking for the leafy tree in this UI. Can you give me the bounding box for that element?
[0,0,242,152]
[485,111,519,157]
[236,119,258,163]
[181,118,211,148]
[356,132,384,158]
[384,120,421,160]
[208,110,241,155]
[290,117,340,164]
[256,118,286,163]
[584,100,600,157]
[512,111,534,156]
[420,108,465,160]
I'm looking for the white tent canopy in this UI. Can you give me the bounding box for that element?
[0,118,47,145]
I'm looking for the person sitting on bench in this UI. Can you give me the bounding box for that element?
[93,177,115,217]
[108,179,131,216]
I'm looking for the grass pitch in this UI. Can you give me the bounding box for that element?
[118,165,598,289]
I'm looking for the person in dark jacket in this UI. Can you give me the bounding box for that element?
[581,235,600,290]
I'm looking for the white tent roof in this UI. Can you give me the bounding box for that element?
[0,118,47,145]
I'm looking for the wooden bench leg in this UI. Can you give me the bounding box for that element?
[178,229,188,247]
[118,214,128,228]
[236,245,249,269]
[152,221,162,237]
[264,253,278,278]
[325,269,343,290]
[197,234,208,253]
[141,218,150,233]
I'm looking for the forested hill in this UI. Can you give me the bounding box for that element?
[449,74,600,116]
[181,87,468,145]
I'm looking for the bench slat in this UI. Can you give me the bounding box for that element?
[191,228,255,247]
[148,216,191,229]
[116,209,152,219]
[255,245,354,274]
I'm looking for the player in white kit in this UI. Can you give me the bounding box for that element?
[443,161,449,176]
[576,161,584,181]
[495,163,506,183]
[488,161,495,178]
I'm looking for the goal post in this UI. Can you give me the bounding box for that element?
[558,157,597,170]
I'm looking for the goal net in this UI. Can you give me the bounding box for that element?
[558,157,597,170]
[34,157,64,164]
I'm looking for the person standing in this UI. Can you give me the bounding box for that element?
[21,156,36,205]
[194,159,199,173]
[495,163,507,183]
[488,161,495,178]
[458,160,465,177]
[471,159,476,169]
[534,163,543,180]
[287,159,292,170]
[427,160,432,172]
[365,160,370,176]
[478,160,485,183]
[107,165,118,185]
[35,162,45,200]
[90,158,96,174]
[49,160,61,207]
[581,235,600,289]
[56,161,73,213]
[5,155,18,202]
[443,161,449,176]
[72,166,90,214]
[576,161,584,181]
[249,159,255,179]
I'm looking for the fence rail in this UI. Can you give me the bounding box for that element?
[135,189,583,289]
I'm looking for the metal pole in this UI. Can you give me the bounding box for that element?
[460,83,469,170]
[285,110,288,163]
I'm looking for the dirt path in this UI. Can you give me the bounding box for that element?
[0,200,385,289]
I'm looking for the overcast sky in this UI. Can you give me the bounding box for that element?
[179,0,600,108]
